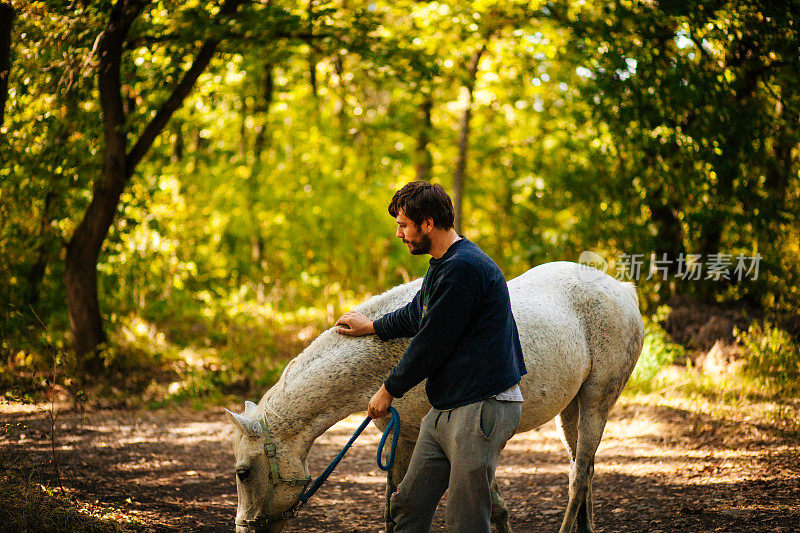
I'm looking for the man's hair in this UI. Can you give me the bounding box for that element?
[388,181,455,229]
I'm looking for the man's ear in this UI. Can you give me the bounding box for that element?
[421,218,434,234]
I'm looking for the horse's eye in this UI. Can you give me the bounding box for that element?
[236,467,251,481]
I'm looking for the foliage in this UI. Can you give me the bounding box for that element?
[1,0,799,400]
[549,0,800,309]
[626,306,684,393]
[736,321,800,397]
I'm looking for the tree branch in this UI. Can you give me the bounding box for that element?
[126,30,332,51]
[126,0,248,175]
[124,32,179,49]
[97,0,149,201]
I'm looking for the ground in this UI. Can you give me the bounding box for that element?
[1,389,799,532]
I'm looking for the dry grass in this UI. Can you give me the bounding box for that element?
[0,469,143,533]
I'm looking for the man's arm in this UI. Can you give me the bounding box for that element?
[335,288,423,339]
[383,280,473,399]
[372,288,423,340]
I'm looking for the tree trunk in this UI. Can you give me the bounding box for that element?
[25,191,57,310]
[415,90,433,181]
[252,63,274,162]
[453,44,486,233]
[66,0,139,364]
[248,62,274,282]
[65,0,246,360]
[695,36,762,299]
[172,121,184,162]
[647,196,685,274]
[0,2,13,127]
[761,103,792,231]
[307,0,317,100]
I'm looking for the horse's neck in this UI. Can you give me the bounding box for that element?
[263,334,393,459]
[259,279,420,459]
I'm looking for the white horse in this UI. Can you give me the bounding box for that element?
[226,261,644,533]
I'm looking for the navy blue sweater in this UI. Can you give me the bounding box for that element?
[373,238,527,410]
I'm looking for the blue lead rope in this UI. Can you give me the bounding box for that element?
[299,406,401,505]
[376,407,401,471]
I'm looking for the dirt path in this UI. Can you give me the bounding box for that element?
[2,396,799,532]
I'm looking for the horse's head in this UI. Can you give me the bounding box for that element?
[226,401,310,533]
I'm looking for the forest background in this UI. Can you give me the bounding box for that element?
[2,0,800,409]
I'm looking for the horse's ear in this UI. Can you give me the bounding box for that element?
[225,408,263,437]
[225,408,244,430]
[244,401,259,415]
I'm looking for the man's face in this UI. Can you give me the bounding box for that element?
[395,210,432,255]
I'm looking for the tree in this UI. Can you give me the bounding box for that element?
[64,0,247,363]
[548,0,800,304]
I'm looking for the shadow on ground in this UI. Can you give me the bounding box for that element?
[1,400,798,532]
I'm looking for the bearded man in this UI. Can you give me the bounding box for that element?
[335,181,526,532]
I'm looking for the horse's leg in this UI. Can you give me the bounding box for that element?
[556,394,579,461]
[582,469,594,533]
[490,476,513,533]
[557,395,594,532]
[384,437,415,533]
[558,394,608,533]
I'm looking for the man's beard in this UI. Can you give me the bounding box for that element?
[407,232,432,255]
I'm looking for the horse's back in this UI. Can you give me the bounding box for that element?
[509,262,643,432]
[378,261,644,436]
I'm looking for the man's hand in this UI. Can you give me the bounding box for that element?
[367,384,393,419]
[335,311,375,336]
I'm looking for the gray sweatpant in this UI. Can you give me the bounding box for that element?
[389,398,522,532]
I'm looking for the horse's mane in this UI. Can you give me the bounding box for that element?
[262,278,423,408]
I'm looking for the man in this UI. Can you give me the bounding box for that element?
[335,181,526,532]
